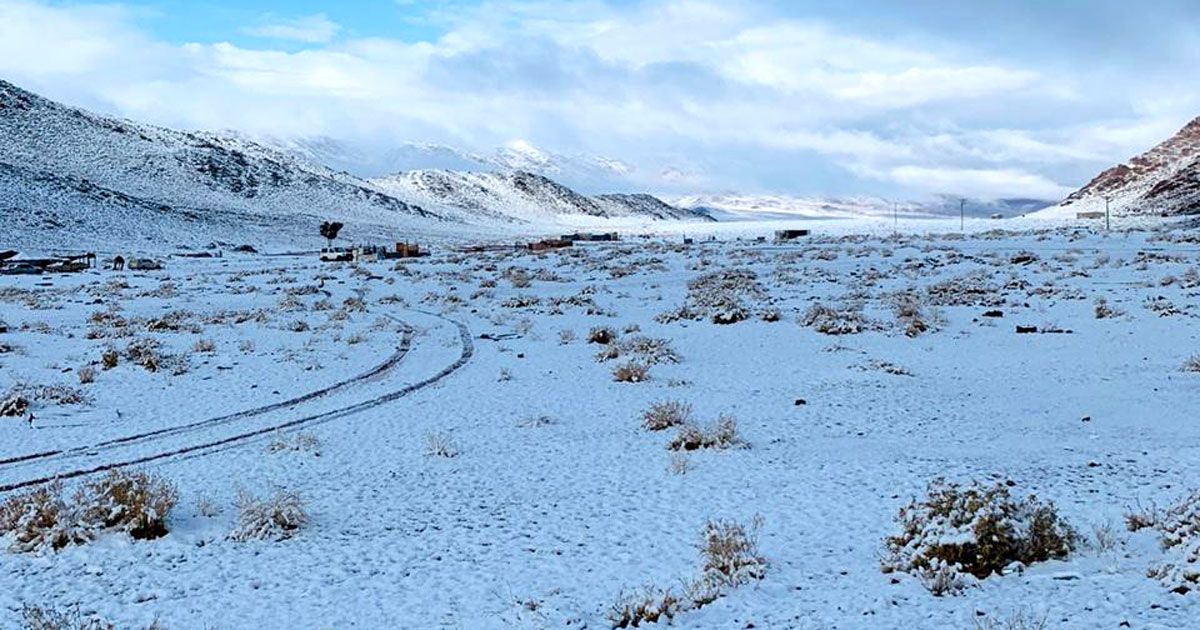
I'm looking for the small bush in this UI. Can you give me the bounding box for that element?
[229,490,307,542]
[801,303,871,335]
[76,366,96,385]
[1,394,29,417]
[1146,491,1200,593]
[642,401,691,431]
[192,338,216,353]
[82,470,178,540]
[613,361,650,383]
[667,414,746,451]
[607,586,680,628]
[588,326,616,345]
[970,610,1049,630]
[0,483,91,553]
[1093,298,1123,319]
[700,518,767,588]
[20,605,117,630]
[424,432,461,458]
[882,479,1077,592]
[1183,356,1200,373]
[100,349,118,370]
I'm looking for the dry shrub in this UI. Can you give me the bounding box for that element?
[20,605,117,630]
[424,432,461,458]
[191,338,216,353]
[0,483,91,553]
[971,610,1049,630]
[882,479,1077,594]
[124,338,162,372]
[588,326,616,344]
[1,393,29,417]
[558,329,576,345]
[1146,491,1200,593]
[613,361,650,383]
[1183,356,1200,373]
[596,336,681,366]
[100,349,118,370]
[607,586,681,628]
[667,415,746,451]
[700,517,767,588]
[801,303,872,335]
[642,401,691,431]
[229,490,307,542]
[667,268,768,325]
[82,470,178,540]
[76,366,96,385]
[1093,298,1124,319]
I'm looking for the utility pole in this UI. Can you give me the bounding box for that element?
[960,198,965,231]
[893,201,898,233]
[1104,195,1111,231]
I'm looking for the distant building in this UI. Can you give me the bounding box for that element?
[1076,211,1105,220]
[561,232,619,242]
[774,229,810,241]
[528,239,572,252]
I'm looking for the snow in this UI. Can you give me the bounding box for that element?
[3,219,1200,628]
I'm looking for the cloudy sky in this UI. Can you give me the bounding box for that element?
[2,0,1199,199]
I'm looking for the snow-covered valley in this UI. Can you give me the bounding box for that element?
[3,220,1200,628]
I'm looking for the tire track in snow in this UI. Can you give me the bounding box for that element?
[0,310,473,494]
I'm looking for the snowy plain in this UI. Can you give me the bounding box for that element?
[2,216,1200,629]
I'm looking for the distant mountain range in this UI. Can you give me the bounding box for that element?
[0,80,707,250]
[1041,116,1200,217]
[672,193,1052,221]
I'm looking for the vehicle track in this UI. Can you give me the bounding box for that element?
[0,326,415,469]
[0,310,474,494]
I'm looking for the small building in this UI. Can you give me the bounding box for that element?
[528,239,572,252]
[561,231,619,242]
[319,248,353,263]
[1076,211,1105,220]
[774,229,810,242]
[990,213,1004,220]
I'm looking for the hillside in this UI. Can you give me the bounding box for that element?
[0,80,448,250]
[370,170,711,224]
[1049,116,1200,217]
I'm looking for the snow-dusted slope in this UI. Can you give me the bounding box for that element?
[370,169,709,223]
[1043,116,1200,217]
[0,79,444,249]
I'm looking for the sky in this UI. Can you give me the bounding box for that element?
[1,0,1199,199]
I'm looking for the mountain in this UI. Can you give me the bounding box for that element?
[262,135,634,192]
[672,193,1053,221]
[1046,116,1200,217]
[370,170,711,224]
[0,79,445,250]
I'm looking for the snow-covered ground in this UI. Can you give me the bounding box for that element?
[2,219,1200,629]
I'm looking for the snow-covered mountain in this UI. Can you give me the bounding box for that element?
[0,80,713,250]
[1043,116,1200,217]
[262,135,635,192]
[671,193,1052,221]
[370,170,711,224]
[0,79,446,249]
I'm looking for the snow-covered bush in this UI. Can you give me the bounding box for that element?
[1146,491,1200,593]
[700,518,767,588]
[596,336,681,366]
[229,490,307,542]
[0,393,29,417]
[658,269,768,325]
[800,303,872,335]
[607,586,681,628]
[0,483,92,553]
[667,414,746,451]
[1094,298,1124,319]
[642,400,691,431]
[588,326,616,345]
[882,479,1077,593]
[20,605,118,630]
[613,361,650,383]
[82,470,178,540]
[1182,356,1200,373]
[424,432,461,458]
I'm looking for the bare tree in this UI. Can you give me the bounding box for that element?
[319,221,344,249]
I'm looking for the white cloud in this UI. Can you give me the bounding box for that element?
[244,13,341,44]
[0,0,1195,199]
